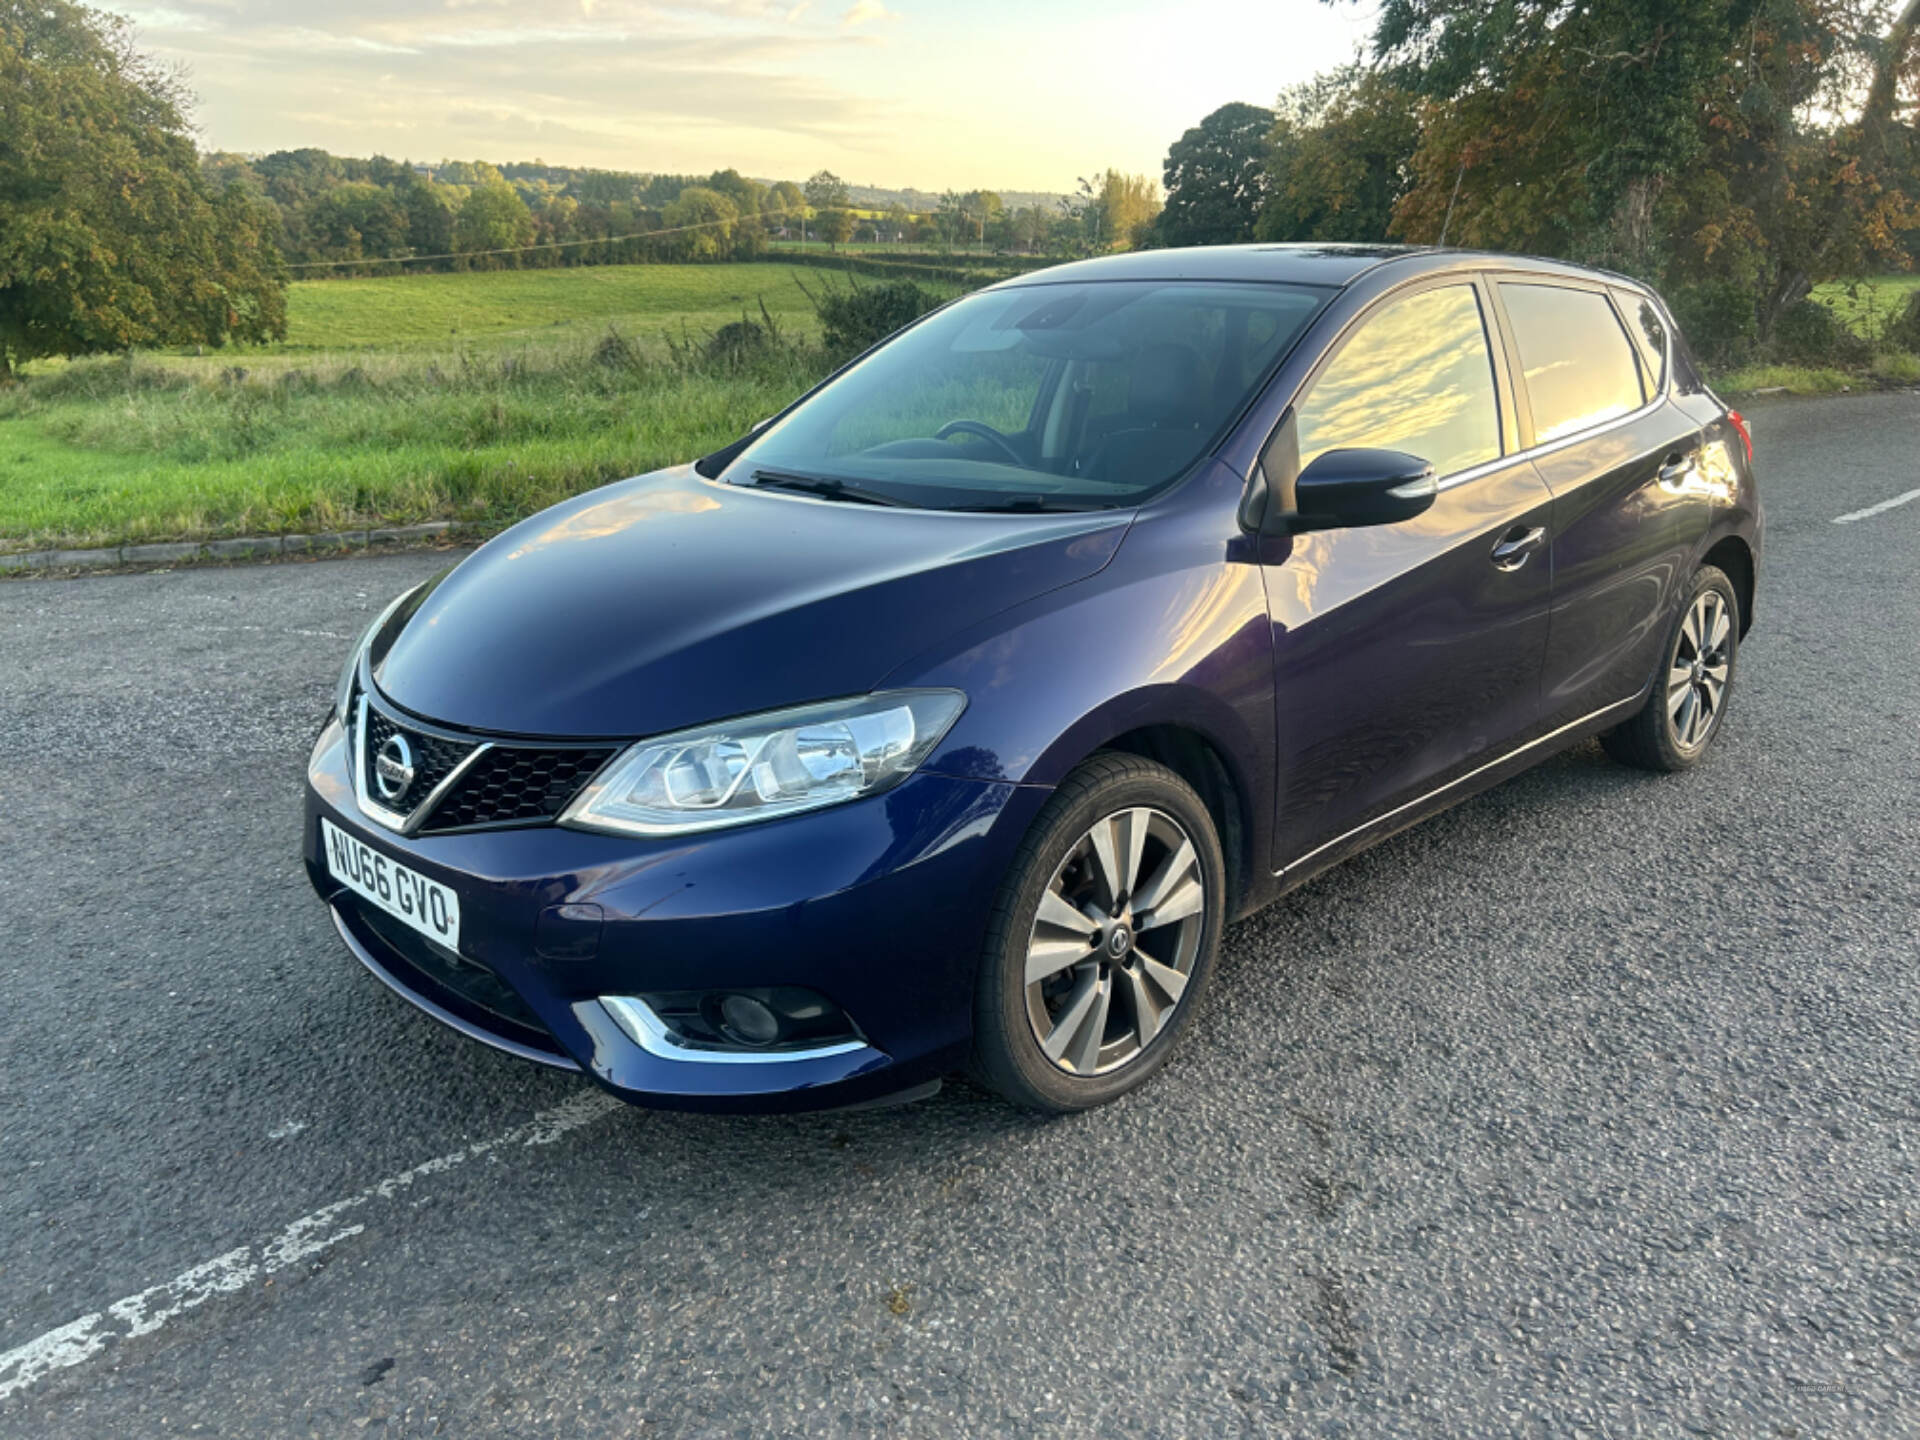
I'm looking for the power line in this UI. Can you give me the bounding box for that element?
[284,202,815,272]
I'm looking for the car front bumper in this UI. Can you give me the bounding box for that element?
[303,716,1045,1113]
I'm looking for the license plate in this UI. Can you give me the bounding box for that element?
[322,817,461,951]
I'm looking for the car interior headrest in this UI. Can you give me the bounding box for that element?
[1128,343,1205,429]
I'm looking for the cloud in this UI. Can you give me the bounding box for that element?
[101,0,1371,191]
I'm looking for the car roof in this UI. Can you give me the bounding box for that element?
[987,243,1649,295]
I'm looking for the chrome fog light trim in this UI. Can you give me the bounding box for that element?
[600,995,873,1066]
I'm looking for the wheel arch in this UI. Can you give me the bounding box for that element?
[1096,723,1254,919]
[1702,533,1756,636]
[1007,683,1264,921]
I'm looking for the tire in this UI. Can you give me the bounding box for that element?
[1601,563,1741,772]
[971,752,1227,1114]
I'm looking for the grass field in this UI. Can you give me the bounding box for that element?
[0,346,820,549]
[1811,274,1920,340]
[0,263,865,550]
[274,263,829,355]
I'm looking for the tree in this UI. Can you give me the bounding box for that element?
[1373,0,1920,337]
[1011,205,1050,253]
[935,191,968,251]
[803,170,850,213]
[1081,170,1162,251]
[403,181,456,259]
[804,170,851,249]
[662,186,737,259]
[766,180,806,233]
[1256,69,1419,245]
[962,190,1004,248]
[0,0,286,378]
[705,168,764,218]
[454,181,536,264]
[1157,102,1275,247]
[306,182,410,261]
[818,205,857,250]
[437,159,510,191]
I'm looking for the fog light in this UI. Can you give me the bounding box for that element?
[623,985,865,1056]
[718,993,781,1047]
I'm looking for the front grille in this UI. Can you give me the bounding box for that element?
[354,690,613,834]
[420,746,616,833]
[362,707,475,809]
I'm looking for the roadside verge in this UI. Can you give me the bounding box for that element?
[0,523,456,576]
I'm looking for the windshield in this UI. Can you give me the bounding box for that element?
[719,280,1329,511]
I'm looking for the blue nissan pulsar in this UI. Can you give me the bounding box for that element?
[305,244,1761,1114]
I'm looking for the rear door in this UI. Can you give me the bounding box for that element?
[1260,278,1555,872]
[1488,279,1704,730]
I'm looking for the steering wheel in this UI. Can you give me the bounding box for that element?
[934,419,1026,466]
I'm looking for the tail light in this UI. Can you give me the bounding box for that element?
[1726,409,1753,466]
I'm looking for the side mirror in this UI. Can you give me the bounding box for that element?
[1289,448,1437,532]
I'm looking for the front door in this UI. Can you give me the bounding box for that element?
[1259,279,1555,873]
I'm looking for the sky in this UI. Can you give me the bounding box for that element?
[105,0,1379,194]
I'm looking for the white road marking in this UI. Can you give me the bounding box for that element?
[0,1090,620,1402]
[266,1120,307,1140]
[1833,487,1920,524]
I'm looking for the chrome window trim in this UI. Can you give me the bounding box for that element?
[353,692,495,837]
[1277,692,1647,878]
[1434,372,1669,491]
[600,995,875,1067]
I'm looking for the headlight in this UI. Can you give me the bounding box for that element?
[561,690,967,837]
[334,585,421,721]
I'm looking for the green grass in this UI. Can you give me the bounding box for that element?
[271,263,828,354]
[0,261,969,550]
[1714,362,1859,397]
[1715,349,1920,398]
[0,342,823,550]
[1871,350,1920,383]
[1811,274,1920,341]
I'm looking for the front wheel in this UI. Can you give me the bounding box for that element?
[971,754,1226,1113]
[1602,563,1740,772]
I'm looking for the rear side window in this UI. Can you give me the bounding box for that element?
[1295,284,1501,480]
[1500,283,1645,443]
[1622,293,1668,393]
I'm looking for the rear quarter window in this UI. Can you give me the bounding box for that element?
[1499,283,1646,443]
[1611,288,1668,395]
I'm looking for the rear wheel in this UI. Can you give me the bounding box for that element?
[1602,564,1740,772]
[971,753,1226,1113]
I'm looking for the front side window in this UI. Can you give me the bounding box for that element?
[722,281,1329,511]
[1294,284,1501,480]
[1500,283,1646,443]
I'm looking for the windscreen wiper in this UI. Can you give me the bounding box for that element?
[750,470,912,508]
[947,495,1102,514]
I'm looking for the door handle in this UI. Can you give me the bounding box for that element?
[1490,525,1546,572]
[1658,453,1698,491]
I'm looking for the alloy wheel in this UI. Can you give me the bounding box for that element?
[1668,590,1733,749]
[1023,806,1207,1077]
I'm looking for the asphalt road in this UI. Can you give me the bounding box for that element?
[2,390,1918,1438]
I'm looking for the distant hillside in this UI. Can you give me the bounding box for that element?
[197,147,1090,274]
[759,181,1074,214]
